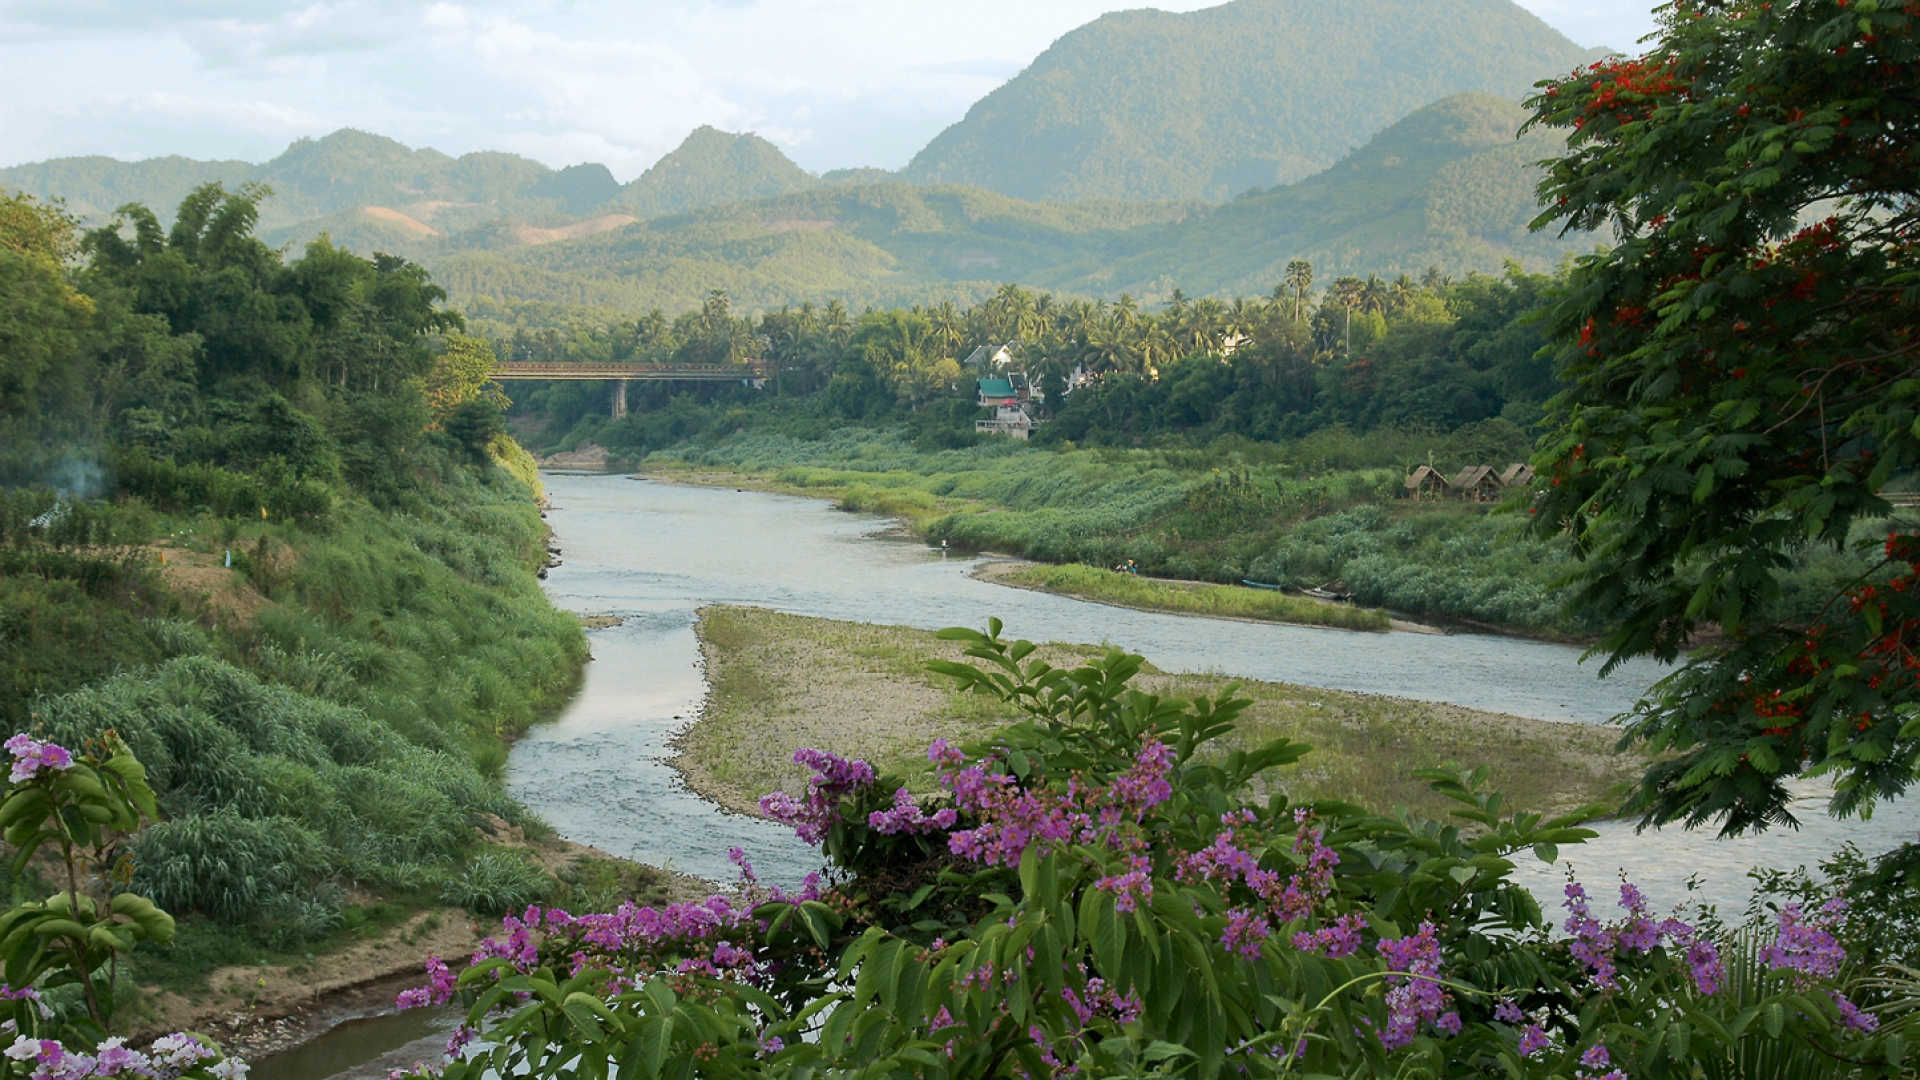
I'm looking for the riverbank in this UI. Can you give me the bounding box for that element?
[675,605,1636,824]
[971,559,1398,632]
[631,430,1591,639]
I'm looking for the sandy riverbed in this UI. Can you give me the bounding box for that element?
[671,605,1635,827]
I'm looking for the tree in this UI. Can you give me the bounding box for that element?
[1524,0,1920,833]
[423,333,510,424]
[1283,258,1314,320]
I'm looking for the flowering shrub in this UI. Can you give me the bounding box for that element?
[0,733,248,1079]
[389,625,1905,1078]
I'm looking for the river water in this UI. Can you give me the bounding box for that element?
[291,471,1917,1077]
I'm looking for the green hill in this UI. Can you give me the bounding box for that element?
[902,0,1596,202]
[434,183,1197,321]
[1,129,606,238]
[605,127,820,218]
[0,154,255,223]
[1066,92,1589,293]
[431,94,1590,322]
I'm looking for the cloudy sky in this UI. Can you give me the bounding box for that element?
[0,1,1661,180]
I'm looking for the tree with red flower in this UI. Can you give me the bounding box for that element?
[1525,0,1919,833]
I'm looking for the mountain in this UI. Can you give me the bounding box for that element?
[605,127,819,219]
[1062,92,1588,294]
[902,0,1596,202]
[433,93,1592,325]
[433,184,1197,323]
[0,128,613,238]
[0,154,254,224]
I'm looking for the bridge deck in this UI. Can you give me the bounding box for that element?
[492,362,772,381]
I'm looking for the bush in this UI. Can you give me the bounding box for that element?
[440,851,553,915]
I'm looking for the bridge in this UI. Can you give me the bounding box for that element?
[491,361,777,417]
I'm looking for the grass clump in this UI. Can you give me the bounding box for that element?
[441,851,555,915]
[990,562,1390,631]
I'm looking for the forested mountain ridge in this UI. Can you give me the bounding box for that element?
[605,126,821,218]
[0,128,614,243]
[436,96,1594,329]
[901,0,1601,201]
[1057,93,1589,295]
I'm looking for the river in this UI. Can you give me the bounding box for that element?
[287,471,1917,1077]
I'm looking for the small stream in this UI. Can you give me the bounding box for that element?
[294,472,1917,1076]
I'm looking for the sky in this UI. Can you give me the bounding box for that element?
[0,1,1662,180]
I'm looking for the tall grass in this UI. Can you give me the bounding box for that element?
[648,427,1590,634]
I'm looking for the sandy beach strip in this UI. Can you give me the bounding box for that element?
[672,605,1634,825]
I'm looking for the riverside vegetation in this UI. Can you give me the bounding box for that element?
[0,185,639,1038]
[381,4,1919,1075]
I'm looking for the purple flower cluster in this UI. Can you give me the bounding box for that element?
[1375,921,1458,1050]
[759,749,876,846]
[396,890,769,1013]
[867,787,958,835]
[1291,911,1368,959]
[1761,898,1848,980]
[4,734,73,784]
[1093,855,1152,913]
[395,956,458,1010]
[1561,877,1723,996]
[2,1032,242,1079]
[1757,898,1877,1029]
[1575,1041,1625,1080]
[936,738,1174,869]
[1174,810,1342,958]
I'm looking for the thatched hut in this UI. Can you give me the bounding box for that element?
[1403,465,1450,498]
[1450,465,1503,501]
[1499,463,1536,488]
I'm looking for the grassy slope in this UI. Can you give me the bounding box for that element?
[2,452,602,998]
[680,606,1634,824]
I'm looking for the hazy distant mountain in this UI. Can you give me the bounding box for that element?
[605,127,819,219]
[0,154,254,223]
[902,0,1596,202]
[1,128,613,238]
[432,93,1591,324]
[526,163,623,216]
[1066,92,1591,294]
[433,184,1197,321]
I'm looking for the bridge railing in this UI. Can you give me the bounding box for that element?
[492,361,776,379]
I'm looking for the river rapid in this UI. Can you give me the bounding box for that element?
[289,471,1917,1077]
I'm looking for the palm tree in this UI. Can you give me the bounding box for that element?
[1325,277,1364,356]
[928,300,966,356]
[1283,259,1314,321]
[1358,275,1390,318]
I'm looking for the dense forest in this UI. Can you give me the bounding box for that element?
[0,185,609,997]
[503,262,1558,453]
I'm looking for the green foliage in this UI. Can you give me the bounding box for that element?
[1,181,587,971]
[649,425,1593,633]
[1524,0,1920,832]
[440,851,554,916]
[400,627,1898,1078]
[0,732,171,1035]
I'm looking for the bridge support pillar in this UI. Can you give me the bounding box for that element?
[610,379,629,419]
